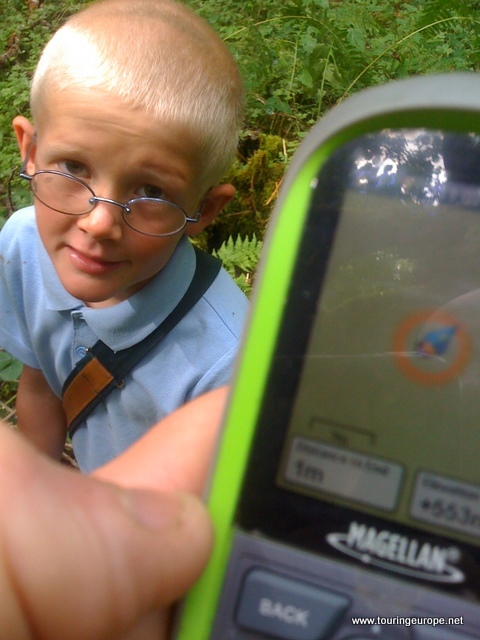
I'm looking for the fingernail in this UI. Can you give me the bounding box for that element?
[122,488,183,531]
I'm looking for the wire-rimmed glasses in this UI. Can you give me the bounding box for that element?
[19,166,203,238]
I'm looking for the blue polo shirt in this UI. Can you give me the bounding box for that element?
[0,207,248,471]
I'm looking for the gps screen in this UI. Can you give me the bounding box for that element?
[277,130,480,549]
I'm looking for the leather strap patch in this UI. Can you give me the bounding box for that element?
[63,358,114,429]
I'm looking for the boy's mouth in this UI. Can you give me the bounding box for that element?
[67,246,125,276]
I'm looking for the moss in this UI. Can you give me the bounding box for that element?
[204,133,296,250]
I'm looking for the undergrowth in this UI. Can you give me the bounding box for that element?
[213,235,263,295]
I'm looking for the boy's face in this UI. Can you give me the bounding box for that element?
[14,90,232,307]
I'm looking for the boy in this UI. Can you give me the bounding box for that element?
[0,0,248,472]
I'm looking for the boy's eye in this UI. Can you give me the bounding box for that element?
[137,184,166,200]
[58,160,89,178]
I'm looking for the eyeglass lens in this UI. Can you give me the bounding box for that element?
[30,172,187,236]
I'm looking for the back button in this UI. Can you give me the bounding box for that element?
[235,568,350,640]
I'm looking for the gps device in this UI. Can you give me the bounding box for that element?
[175,74,480,640]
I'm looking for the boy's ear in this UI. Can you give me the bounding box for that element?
[185,184,235,237]
[12,116,36,172]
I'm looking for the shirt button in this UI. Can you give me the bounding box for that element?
[75,346,88,358]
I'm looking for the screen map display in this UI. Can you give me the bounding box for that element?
[277,130,480,549]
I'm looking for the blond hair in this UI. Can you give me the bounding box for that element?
[30,0,244,186]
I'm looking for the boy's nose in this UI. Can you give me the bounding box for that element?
[76,200,124,241]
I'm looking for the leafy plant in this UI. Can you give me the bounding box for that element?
[0,350,22,382]
[213,234,263,294]
[190,0,480,141]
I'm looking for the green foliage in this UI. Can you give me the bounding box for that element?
[190,0,480,140]
[213,235,263,294]
[0,350,22,382]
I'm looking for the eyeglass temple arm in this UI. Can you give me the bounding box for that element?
[189,187,213,223]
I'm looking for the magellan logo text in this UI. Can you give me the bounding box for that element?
[326,521,464,583]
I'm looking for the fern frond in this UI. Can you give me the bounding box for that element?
[416,0,480,32]
[212,235,263,294]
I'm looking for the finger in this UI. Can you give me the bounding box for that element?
[0,425,213,640]
[94,386,228,495]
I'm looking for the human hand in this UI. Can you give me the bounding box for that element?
[0,387,228,640]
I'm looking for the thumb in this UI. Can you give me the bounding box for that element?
[0,425,213,640]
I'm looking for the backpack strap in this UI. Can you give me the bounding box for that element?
[62,247,221,438]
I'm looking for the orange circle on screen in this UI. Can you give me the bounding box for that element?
[392,309,471,385]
